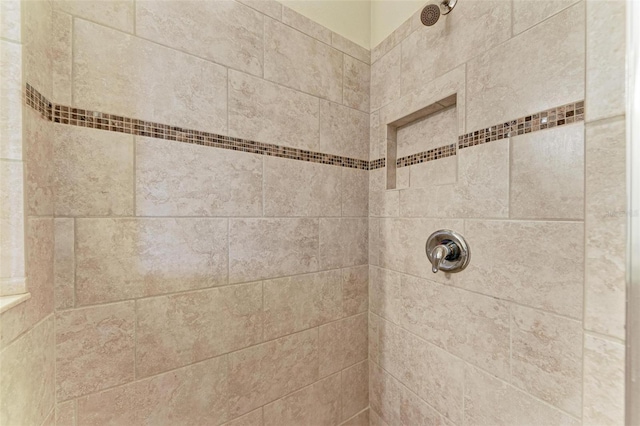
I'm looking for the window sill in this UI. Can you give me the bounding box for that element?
[0,293,31,314]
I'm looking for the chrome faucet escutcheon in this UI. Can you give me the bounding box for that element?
[425,230,470,274]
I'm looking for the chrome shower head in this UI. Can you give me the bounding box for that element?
[420,0,457,26]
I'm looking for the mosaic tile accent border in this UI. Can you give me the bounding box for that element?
[397,144,456,168]
[25,84,370,170]
[369,158,386,170]
[458,101,584,149]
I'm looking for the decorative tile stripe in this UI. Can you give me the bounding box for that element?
[397,143,456,168]
[458,101,585,149]
[25,84,370,170]
[369,158,386,170]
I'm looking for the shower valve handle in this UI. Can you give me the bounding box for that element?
[425,230,470,274]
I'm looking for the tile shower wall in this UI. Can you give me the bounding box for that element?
[369,1,626,425]
[42,0,369,425]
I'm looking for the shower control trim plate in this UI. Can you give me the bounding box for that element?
[425,229,470,273]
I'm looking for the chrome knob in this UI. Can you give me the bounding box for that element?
[425,230,470,274]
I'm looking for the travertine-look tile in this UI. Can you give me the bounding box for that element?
[228,69,320,150]
[369,362,402,426]
[24,108,53,216]
[372,17,412,63]
[463,220,583,318]
[0,316,54,426]
[400,385,453,426]
[263,270,341,340]
[52,10,72,105]
[513,0,581,34]
[510,124,585,220]
[464,365,580,426]
[371,44,401,112]
[136,136,263,217]
[369,171,399,216]
[376,320,464,424]
[229,218,318,283]
[23,0,52,99]
[223,408,263,426]
[319,218,368,269]
[77,355,230,425]
[341,360,368,421]
[263,373,341,426]
[136,283,262,378]
[341,409,369,426]
[237,0,281,20]
[0,39,22,160]
[54,0,133,33]
[0,0,21,42]
[228,328,318,417]
[263,157,341,217]
[342,168,369,217]
[409,156,457,188]
[397,106,456,158]
[75,218,228,305]
[369,266,402,325]
[343,56,370,112]
[369,313,380,365]
[74,19,227,133]
[55,400,76,426]
[511,305,583,416]
[320,100,369,159]
[0,161,25,285]
[401,0,510,97]
[54,218,74,310]
[55,302,135,400]
[466,3,584,132]
[583,334,625,425]
[264,18,343,102]
[282,6,332,44]
[332,33,370,64]
[54,124,134,216]
[370,111,384,160]
[586,0,626,122]
[342,265,368,316]
[401,275,510,379]
[369,218,381,266]
[136,0,263,76]
[585,117,627,339]
[319,313,367,376]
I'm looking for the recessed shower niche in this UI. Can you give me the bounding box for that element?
[386,94,458,190]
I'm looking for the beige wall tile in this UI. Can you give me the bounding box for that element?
[513,0,581,34]
[282,7,332,44]
[369,361,401,426]
[136,283,262,378]
[369,266,402,325]
[463,220,584,318]
[320,100,369,160]
[401,275,510,379]
[511,305,583,416]
[263,157,341,217]
[223,408,263,426]
[586,0,626,122]
[369,217,380,267]
[52,10,72,105]
[55,302,135,401]
[409,156,457,188]
[397,106,456,158]
[401,1,510,98]
[0,161,25,284]
[342,168,369,217]
[368,313,380,365]
[319,218,368,269]
[73,19,227,133]
[228,328,318,417]
[341,360,368,421]
[228,70,320,150]
[53,218,74,310]
[77,355,230,424]
[238,0,281,20]
[264,18,343,102]
[23,0,52,99]
[263,373,341,426]
[75,218,228,305]
[342,265,368,316]
[54,124,134,216]
[464,365,580,425]
[136,0,263,76]
[370,172,399,216]
[372,17,412,64]
[371,44,401,112]
[341,408,369,426]
[332,33,370,64]
[0,40,22,160]
[583,334,625,425]
[24,108,54,216]
[25,217,55,325]
[263,270,342,340]
[466,3,584,132]
[136,136,263,217]
[55,400,76,426]
[229,218,318,283]
[319,313,367,376]
[0,315,54,426]
[0,0,21,42]
[400,385,453,426]
[54,0,133,33]
[343,56,370,112]
[376,319,464,424]
[585,118,627,339]
[510,124,585,220]
[370,111,384,160]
